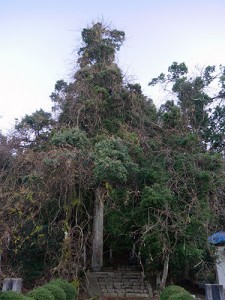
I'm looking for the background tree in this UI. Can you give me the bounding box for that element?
[15,109,54,148]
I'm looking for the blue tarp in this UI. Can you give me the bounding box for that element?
[208,231,225,245]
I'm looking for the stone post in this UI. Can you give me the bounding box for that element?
[2,278,22,292]
[205,284,225,300]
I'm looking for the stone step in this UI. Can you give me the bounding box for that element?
[87,271,153,298]
[95,271,143,276]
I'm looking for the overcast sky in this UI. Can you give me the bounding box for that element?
[1,0,225,133]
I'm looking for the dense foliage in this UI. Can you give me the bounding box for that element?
[160,285,195,300]
[27,287,54,300]
[50,279,77,300]
[43,284,67,300]
[0,22,225,290]
[0,292,32,300]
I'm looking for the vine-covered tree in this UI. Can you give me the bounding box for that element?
[50,22,157,272]
[0,24,225,291]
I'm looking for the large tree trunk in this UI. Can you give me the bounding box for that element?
[91,187,105,271]
[160,255,169,290]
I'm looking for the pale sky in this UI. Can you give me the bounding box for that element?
[1,0,225,133]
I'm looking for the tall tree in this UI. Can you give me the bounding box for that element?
[50,22,156,271]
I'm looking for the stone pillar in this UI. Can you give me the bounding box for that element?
[216,246,225,288]
[205,284,225,300]
[12,278,22,292]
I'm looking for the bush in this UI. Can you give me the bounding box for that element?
[43,284,66,300]
[50,279,77,300]
[169,292,194,300]
[160,285,188,300]
[27,287,55,300]
[0,292,31,300]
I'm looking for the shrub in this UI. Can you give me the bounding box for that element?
[43,284,66,300]
[160,285,188,300]
[0,292,31,299]
[27,287,55,300]
[169,292,194,300]
[50,279,77,300]
[51,128,89,148]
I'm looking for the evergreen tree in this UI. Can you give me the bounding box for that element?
[50,22,156,271]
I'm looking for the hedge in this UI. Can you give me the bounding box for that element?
[50,279,77,300]
[160,285,191,300]
[169,292,194,300]
[43,283,67,300]
[0,278,77,300]
[27,287,55,300]
[0,292,32,300]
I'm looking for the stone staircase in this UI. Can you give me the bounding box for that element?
[86,271,153,299]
